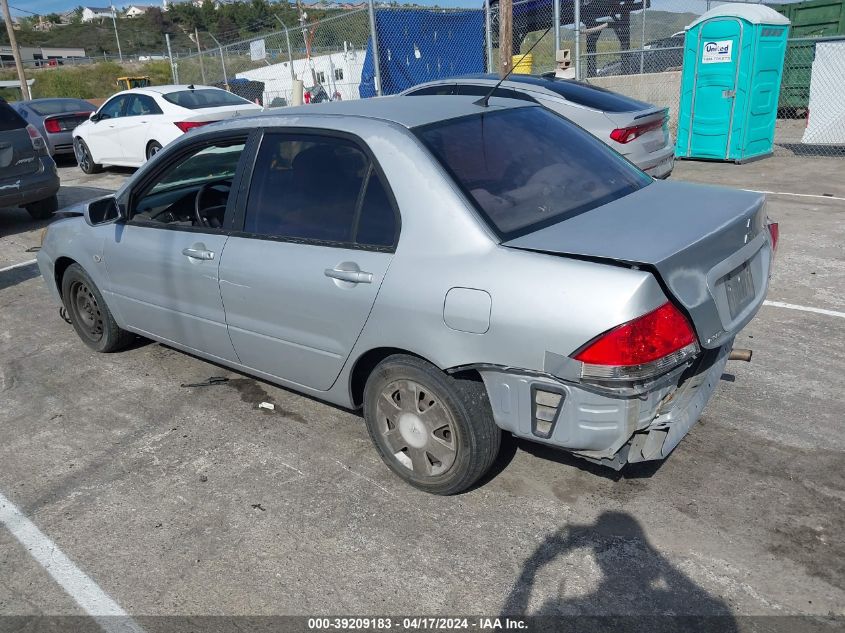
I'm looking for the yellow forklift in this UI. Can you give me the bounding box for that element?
[116,76,151,90]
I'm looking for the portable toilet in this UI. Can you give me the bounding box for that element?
[676,4,790,162]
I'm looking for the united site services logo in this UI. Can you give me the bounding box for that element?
[702,39,733,63]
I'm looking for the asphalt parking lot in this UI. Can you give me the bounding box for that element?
[1,154,843,628]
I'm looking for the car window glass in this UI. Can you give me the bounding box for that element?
[408,85,455,96]
[244,134,370,244]
[126,95,162,116]
[163,89,252,109]
[416,107,650,240]
[28,99,94,116]
[455,84,534,102]
[131,139,245,229]
[98,96,126,119]
[0,100,26,130]
[355,171,396,247]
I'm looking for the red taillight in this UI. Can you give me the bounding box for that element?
[609,117,666,144]
[44,117,61,134]
[574,302,698,379]
[174,120,217,133]
[768,222,779,252]
[25,124,46,152]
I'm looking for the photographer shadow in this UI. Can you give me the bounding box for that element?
[501,511,738,632]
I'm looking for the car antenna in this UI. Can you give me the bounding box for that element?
[188,84,195,90]
[476,24,553,108]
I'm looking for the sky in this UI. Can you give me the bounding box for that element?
[11,0,803,20]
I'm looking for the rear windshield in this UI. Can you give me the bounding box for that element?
[28,99,94,116]
[532,76,653,112]
[416,107,650,240]
[163,89,251,109]
[0,100,26,131]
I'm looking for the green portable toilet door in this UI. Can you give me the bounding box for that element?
[687,18,744,159]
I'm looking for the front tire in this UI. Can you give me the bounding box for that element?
[74,138,102,174]
[61,263,134,352]
[146,141,162,160]
[25,195,58,220]
[363,355,501,495]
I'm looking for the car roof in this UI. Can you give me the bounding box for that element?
[249,95,535,129]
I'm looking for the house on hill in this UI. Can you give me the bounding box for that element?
[81,6,115,22]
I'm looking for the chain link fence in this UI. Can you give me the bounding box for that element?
[171,0,845,158]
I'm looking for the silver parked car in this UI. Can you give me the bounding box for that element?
[403,74,675,179]
[11,98,96,158]
[37,97,776,494]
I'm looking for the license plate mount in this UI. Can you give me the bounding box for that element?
[725,261,755,319]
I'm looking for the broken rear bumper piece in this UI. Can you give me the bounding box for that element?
[471,341,733,470]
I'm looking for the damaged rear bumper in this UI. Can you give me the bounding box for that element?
[475,342,732,470]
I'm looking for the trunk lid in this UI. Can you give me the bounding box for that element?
[181,104,262,123]
[502,180,772,349]
[44,112,91,133]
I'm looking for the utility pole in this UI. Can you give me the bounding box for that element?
[573,0,580,80]
[109,1,123,62]
[1,0,30,100]
[498,0,512,77]
[194,27,206,84]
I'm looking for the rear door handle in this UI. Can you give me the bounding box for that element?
[182,247,215,260]
[324,268,373,284]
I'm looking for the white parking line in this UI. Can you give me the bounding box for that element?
[764,300,845,319]
[746,189,845,202]
[0,258,37,274]
[0,491,145,633]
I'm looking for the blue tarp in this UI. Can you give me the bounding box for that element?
[359,9,486,98]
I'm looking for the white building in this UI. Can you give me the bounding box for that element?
[125,5,154,17]
[236,47,364,105]
[81,6,115,22]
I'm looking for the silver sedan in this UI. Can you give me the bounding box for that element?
[37,96,776,494]
[403,74,676,179]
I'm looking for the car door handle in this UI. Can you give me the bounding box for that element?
[182,247,215,260]
[324,268,373,284]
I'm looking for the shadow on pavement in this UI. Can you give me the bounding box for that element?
[0,185,113,240]
[501,511,738,630]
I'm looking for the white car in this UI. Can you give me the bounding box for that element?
[72,85,261,173]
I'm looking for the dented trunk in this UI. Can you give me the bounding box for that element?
[503,180,773,349]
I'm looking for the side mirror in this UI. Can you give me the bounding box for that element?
[89,112,100,122]
[85,196,125,226]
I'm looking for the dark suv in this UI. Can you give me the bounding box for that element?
[0,97,60,220]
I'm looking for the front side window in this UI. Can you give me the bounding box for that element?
[131,139,246,229]
[244,133,397,248]
[416,107,650,240]
[97,96,128,120]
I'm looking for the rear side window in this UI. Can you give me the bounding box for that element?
[408,85,455,96]
[0,100,26,131]
[163,89,251,109]
[126,95,163,116]
[244,133,397,248]
[416,107,649,240]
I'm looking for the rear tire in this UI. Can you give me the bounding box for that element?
[146,141,162,160]
[61,263,134,353]
[74,138,102,174]
[363,355,501,495]
[25,195,58,220]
